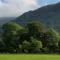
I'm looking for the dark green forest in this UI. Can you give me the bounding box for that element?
[0,21,60,54]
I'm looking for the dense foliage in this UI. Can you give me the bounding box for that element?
[0,21,60,54]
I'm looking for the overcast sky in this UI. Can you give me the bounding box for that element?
[0,0,60,17]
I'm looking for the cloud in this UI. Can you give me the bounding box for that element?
[0,0,39,17]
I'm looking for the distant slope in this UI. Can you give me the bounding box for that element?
[14,2,60,32]
[0,17,16,33]
[0,17,15,25]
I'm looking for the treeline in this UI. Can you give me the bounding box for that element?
[0,21,60,54]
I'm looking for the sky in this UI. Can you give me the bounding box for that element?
[38,0,60,6]
[0,0,60,17]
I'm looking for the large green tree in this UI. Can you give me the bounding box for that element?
[27,21,47,41]
[27,21,46,34]
[2,22,24,52]
[46,28,60,53]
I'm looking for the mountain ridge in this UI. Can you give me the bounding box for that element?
[14,2,60,32]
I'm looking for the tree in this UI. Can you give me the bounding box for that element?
[2,22,24,53]
[26,21,47,44]
[30,38,42,53]
[27,21,47,37]
[46,28,60,53]
[0,39,5,53]
[3,22,24,31]
[21,40,30,53]
[18,30,31,43]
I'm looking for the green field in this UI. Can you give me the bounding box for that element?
[0,54,60,60]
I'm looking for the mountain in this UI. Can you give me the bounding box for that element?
[0,17,16,33]
[0,17,15,25]
[14,2,60,32]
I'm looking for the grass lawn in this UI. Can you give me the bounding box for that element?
[0,54,60,60]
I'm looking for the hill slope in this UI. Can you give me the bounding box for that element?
[0,17,15,25]
[15,3,60,32]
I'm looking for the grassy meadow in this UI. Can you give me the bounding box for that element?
[0,54,60,60]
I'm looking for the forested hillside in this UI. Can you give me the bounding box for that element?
[14,3,60,32]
